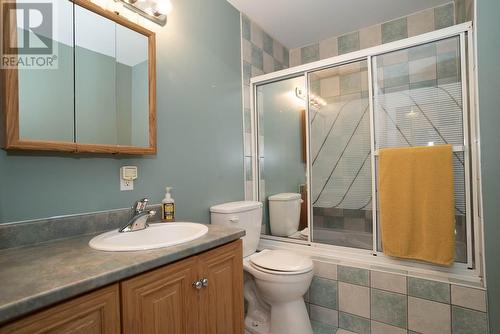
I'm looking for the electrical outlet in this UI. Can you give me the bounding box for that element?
[120,178,134,191]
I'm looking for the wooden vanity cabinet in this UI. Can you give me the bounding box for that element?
[0,240,243,334]
[0,284,120,334]
[121,240,244,334]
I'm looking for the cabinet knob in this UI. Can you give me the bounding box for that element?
[201,278,209,287]
[192,280,203,290]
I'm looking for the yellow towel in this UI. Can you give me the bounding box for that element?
[378,145,455,266]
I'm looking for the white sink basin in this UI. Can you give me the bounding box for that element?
[89,222,209,251]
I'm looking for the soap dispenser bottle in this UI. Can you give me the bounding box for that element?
[161,187,175,222]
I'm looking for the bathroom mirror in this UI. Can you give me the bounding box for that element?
[1,0,156,154]
[255,76,309,241]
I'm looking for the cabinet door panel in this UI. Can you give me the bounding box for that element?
[121,257,198,334]
[198,240,244,334]
[0,284,120,334]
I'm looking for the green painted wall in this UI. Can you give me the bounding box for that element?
[476,0,500,330]
[0,0,244,224]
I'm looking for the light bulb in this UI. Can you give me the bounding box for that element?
[156,0,173,15]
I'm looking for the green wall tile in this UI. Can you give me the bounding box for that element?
[338,266,369,286]
[311,320,337,334]
[383,63,410,88]
[263,32,274,55]
[452,306,488,334]
[301,44,320,64]
[382,18,408,44]
[435,3,455,30]
[338,32,360,55]
[310,276,338,309]
[371,289,407,328]
[251,44,264,70]
[339,312,370,334]
[408,277,450,303]
[437,52,460,79]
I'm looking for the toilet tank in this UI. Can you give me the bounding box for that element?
[268,193,302,237]
[210,201,263,257]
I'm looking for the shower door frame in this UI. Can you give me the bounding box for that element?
[250,21,483,277]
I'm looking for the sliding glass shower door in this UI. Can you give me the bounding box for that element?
[308,60,373,249]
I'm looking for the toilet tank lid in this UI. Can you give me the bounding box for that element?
[210,201,262,214]
[268,193,302,201]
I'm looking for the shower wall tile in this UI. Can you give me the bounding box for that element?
[359,25,381,49]
[307,263,488,333]
[242,38,252,63]
[310,304,339,327]
[241,15,251,41]
[288,2,460,67]
[339,282,370,318]
[313,260,338,280]
[242,61,252,85]
[452,306,489,334]
[339,312,370,334]
[310,276,339,309]
[451,285,487,312]
[370,289,407,328]
[371,321,406,334]
[338,266,370,286]
[408,296,451,334]
[382,18,408,44]
[319,36,338,59]
[250,22,263,48]
[435,3,455,30]
[370,271,407,294]
[262,32,274,55]
[408,277,451,303]
[273,40,284,63]
[338,32,360,55]
[408,8,435,37]
[311,320,338,334]
[251,44,263,71]
[263,52,274,73]
[301,43,320,64]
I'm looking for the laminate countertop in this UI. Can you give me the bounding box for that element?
[0,224,245,325]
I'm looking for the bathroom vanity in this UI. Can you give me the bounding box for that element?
[0,225,245,334]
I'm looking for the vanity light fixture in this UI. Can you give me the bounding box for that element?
[114,0,172,26]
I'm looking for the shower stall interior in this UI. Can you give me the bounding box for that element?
[251,22,479,272]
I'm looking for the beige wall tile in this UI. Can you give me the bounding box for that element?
[319,36,338,60]
[408,297,451,334]
[371,271,407,294]
[359,25,382,49]
[290,48,301,67]
[313,260,338,279]
[451,285,487,312]
[263,52,274,74]
[408,8,435,37]
[339,282,370,318]
[310,304,339,327]
[371,320,406,334]
[409,57,437,82]
[251,23,263,48]
[320,77,340,98]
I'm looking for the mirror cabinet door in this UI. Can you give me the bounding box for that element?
[115,24,150,148]
[17,0,74,143]
[74,5,118,145]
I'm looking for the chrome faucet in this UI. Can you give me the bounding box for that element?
[119,198,156,233]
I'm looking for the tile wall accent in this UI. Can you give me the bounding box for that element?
[240,14,289,199]
[290,3,457,67]
[0,205,162,250]
[305,260,489,334]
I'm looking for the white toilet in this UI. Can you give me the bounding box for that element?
[210,201,313,334]
[268,193,303,237]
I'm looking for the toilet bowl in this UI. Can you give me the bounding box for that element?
[210,201,313,334]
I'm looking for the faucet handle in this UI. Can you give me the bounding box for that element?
[134,198,149,213]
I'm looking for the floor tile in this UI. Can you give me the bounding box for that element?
[339,312,370,334]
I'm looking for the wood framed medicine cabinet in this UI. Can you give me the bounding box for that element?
[0,0,157,154]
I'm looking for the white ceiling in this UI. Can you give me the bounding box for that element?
[228,0,451,49]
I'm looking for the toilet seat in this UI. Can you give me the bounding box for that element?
[248,249,313,275]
